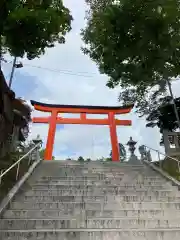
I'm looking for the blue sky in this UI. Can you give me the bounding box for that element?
[2,0,180,160]
[10,72,38,98]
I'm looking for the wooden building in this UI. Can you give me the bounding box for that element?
[0,69,31,157]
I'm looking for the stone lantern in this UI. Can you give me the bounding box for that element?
[127,137,140,164]
[127,137,137,156]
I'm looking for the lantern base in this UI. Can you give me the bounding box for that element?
[129,154,141,164]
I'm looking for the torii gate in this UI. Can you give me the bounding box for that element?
[31,100,134,161]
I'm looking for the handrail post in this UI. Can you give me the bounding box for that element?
[36,147,39,161]
[28,151,32,166]
[157,151,161,169]
[178,161,180,177]
[16,162,20,181]
[0,170,3,185]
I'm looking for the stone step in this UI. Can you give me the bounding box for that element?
[38,175,125,180]
[29,184,172,191]
[35,178,167,184]
[40,171,154,176]
[38,172,157,177]
[40,164,145,168]
[41,161,144,165]
[1,218,180,230]
[34,179,166,184]
[38,176,163,180]
[36,178,117,182]
[33,180,167,186]
[44,170,146,173]
[34,176,168,182]
[39,165,146,171]
[32,181,167,187]
[3,209,180,219]
[33,179,125,184]
[31,182,170,187]
[16,195,180,202]
[23,189,178,197]
[39,171,145,175]
[1,229,180,240]
[40,168,141,171]
[40,167,137,171]
[9,201,180,210]
[38,174,156,179]
[3,216,180,221]
[42,161,143,164]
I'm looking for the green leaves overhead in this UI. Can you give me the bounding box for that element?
[146,96,180,144]
[0,0,72,59]
[82,0,180,115]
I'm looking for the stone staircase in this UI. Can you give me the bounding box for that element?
[1,160,180,239]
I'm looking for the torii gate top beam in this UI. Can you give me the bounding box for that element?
[31,100,134,115]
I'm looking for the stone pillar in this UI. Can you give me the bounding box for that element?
[163,130,180,157]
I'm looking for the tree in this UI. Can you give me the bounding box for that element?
[85,0,113,15]
[146,96,180,144]
[0,1,72,62]
[97,157,104,162]
[82,0,180,116]
[39,148,55,160]
[110,143,126,161]
[0,1,72,152]
[86,158,91,162]
[78,156,84,162]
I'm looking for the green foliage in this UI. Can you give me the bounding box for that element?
[39,148,55,160]
[78,156,85,162]
[0,0,72,59]
[110,143,126,161]
[85,0,113,15]
[82,0,180,115]
[162,157,180,180]
[146,96,180,144]
[86,158,91,162]
[39,149,45,159]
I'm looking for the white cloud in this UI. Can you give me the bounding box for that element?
[9,0,179,161]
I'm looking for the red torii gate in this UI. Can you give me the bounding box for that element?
[31,100,134,161]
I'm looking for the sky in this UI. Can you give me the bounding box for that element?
[2,0,180,161]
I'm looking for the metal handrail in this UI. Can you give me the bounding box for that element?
[143,144,180,163]
[0,142,41,181]
[142,144,180,179]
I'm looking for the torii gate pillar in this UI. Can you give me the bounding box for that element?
[109,112,119,161]
[45,110,57,160]
[31,101,134,161]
